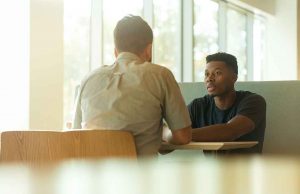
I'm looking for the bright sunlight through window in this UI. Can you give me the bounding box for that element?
[0,0,29,130]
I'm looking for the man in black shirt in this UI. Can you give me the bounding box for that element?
[188,52,266,153]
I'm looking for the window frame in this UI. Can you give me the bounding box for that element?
[89,0,266,82]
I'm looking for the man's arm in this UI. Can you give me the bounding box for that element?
[161,69,192,145]
[192,115,255,142]
[163,125,192,145]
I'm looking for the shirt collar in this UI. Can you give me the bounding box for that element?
[116,52,143,63]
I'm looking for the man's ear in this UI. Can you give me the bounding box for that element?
[145,43,152,62]
[114,48,118,58]
[232,73,238,83]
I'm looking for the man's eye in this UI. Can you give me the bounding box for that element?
[215,71,222,75]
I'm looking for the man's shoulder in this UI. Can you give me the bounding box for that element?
[189,95,212,107]
[79,66,111,88]
[143,62,173,75]
[237,91,265,100]
[236,91,266,106]
[85,64,115,79]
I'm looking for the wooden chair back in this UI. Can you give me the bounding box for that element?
[0,130,137,163]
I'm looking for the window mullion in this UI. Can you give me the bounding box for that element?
[182,0,193,82]
[246,13,254,81]
[90,0,103,70]
[143,0,153,27]
[218,0,227,51]
[178,0,183,82]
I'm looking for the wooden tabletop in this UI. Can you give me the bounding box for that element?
[160,141,258,150]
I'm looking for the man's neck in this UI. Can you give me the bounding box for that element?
[214,90,236,110]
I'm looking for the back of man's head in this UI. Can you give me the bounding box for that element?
[114,15,153,55]
[206,52,238,75]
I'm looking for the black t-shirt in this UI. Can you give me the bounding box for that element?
[187,91,266,153]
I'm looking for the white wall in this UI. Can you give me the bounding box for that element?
[30,0,64,130]
[264,0,297,80]
[0,0,29,130]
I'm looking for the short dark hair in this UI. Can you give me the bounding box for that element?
[206,52,238,75]
[114,15,153,55]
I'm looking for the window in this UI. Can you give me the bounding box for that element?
[194,0,219,81]
[153,0,181,80]
[88,0,266,82]
[64,0,91,123]
[102,0,143,65]
[64,0,267,125]
[253,17,266,81]
[0,0,29,129]
[226,7,247,81]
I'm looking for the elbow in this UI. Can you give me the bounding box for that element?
[170,126,192,145]
[177,136,191,145]
[183,137,191,144]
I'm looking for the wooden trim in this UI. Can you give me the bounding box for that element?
[160,141,258,151]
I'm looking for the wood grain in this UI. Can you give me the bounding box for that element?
[0,130,137,163]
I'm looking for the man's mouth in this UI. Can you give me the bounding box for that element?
[207,84,216,92]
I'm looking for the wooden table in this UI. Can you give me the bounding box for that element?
[160,141,258,151]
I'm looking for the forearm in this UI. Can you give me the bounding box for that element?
[165,132,186,145]
[192,115,256,142]
[192,124,240,142]
[163,126,192,145]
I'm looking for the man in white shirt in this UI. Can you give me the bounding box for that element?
[73,15,191,156]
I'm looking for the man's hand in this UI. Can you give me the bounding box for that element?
[162,125,172,142]
[163,125,192,145]
[160,126,175,154]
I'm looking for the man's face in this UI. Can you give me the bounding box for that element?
[204,61,237,97]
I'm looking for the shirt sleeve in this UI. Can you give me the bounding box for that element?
[161,69,191,131]
[72,84,83,129]
[237,94,266,127]
[187,100,197,128]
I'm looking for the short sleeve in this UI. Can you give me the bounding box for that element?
[237,94,266,127]
[162,70,191,131]
[72,84,83,129]
[187,100,197,128]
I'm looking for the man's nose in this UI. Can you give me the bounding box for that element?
[205,74,215,82]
